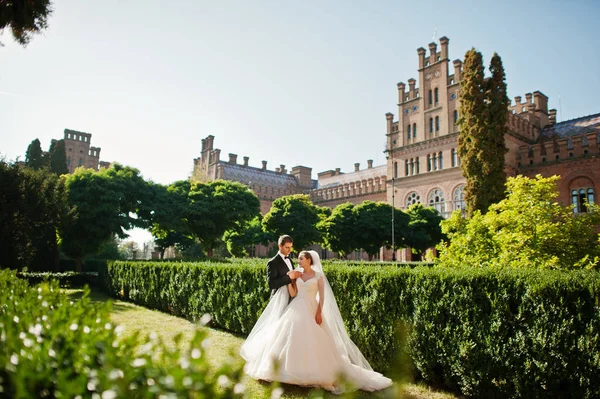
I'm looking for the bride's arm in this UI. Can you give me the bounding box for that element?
[287,280,297,297]
[315,275,324,325]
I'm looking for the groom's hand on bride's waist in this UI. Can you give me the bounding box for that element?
[287,270,302,280]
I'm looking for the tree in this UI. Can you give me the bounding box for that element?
[458,48,509,217]
[404,203,444,259]
[262,194,321,252]
[0,160,72,271]
[353,201,409,259]
[319,202,359,258]
[60,164,152,270]
[186,180,260,257]
[0,0,53,46]
[149,181,194,259]
[48,139,68,175]
[437,175,600,270]
[483,52,510,208]
[25,138,46,170]
[223,216,274,257]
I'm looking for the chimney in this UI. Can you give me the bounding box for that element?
[549,109,557,125]
[228,153,237,164]
[428,42,437,64]
[335,168,341,175]
[212,149,221,163]
[439,36,449,60]
[453,60,462,82]
[243,156,249,166]
[397,82,406,103]
[514,96,522,105]
[525,93,533,104]
[408,78,416,98]
[280,164,286,174]
[367,159,373,168]
[262,160,267,170]
[386,112,394,134]
[354,163,360,172]
[417,47,426,69]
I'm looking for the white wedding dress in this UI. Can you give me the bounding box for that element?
[241,253,392,394]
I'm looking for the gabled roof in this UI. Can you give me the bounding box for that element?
[220,163,299,188]
[317,165,387,189]
[540,113,600,141]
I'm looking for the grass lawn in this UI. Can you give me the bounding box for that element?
[66,288,459,399]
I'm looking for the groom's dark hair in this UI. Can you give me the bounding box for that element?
[278,235,293,246]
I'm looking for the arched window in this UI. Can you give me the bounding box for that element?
[67,156,71,166]
[453,185,465,211]
[435,116,440,131]
[432,153,438,170]
[427,154,431,172]
[406,192,421,207]
[412,123,417,139]
[428,90,433,105]
[407,124,411,140]
[453,110,458,125]
[394,162,398,178]
[410,158,414,175]
[429,118,434,133]
[438,151,443,169]
[572,187,596,213]
[428,188,446,214]
[451,148,458,167]
[434,88,439,104]
[416,157,420,174]
[405,160,409,176]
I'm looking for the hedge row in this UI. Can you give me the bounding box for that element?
[17,271,99,288]
[0,269,246,398]
[100,260,600,398]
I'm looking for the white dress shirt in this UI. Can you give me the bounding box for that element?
[278,252,293,271]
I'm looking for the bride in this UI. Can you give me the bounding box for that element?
[240,250,392,393]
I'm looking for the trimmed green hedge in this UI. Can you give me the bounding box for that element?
[17,271,99,288]
[99,260,600,398]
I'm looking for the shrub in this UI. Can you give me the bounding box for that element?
[438,175,600,270]
[99,259,600,397]
[0,269,245,398]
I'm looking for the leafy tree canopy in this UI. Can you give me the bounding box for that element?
[186,180,260,256]
[262,194,321,252]
[0,0,53,46]
[60,164,152,269]
[437,174,600,270]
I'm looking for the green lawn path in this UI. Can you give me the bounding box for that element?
[66,289,459,399]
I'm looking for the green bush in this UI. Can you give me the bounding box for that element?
[17,271,99,288]
[0,269,245,398]
[99,259,600,398]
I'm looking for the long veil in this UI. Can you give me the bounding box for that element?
[240,283,289,361]
[309,250,374,371]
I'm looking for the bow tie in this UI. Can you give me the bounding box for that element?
[284,256,290,260]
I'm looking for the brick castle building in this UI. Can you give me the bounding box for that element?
[193,36,599,260]
[58,128,109,173]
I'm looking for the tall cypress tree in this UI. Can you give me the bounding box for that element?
[484,52,510,207]
[49,139,69,175]
[25,138,45,170]
[458,49,509,216]
[457,48,487,217]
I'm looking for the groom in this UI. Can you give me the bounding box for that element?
[267,235,302,297]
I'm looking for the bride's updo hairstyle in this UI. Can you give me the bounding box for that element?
[299,250,313,265]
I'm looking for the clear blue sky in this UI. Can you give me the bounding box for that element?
[2,0,599,186]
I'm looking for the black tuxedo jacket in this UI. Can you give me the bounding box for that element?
[267,254,294,297]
